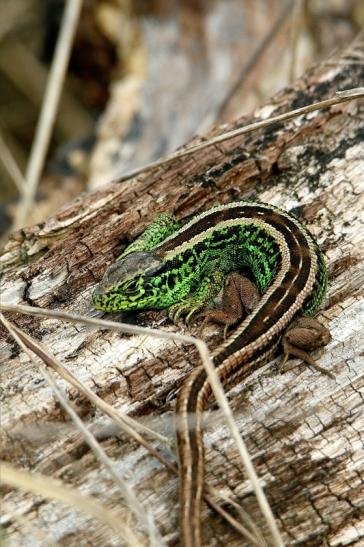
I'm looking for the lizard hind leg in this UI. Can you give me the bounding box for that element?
[281,317,333,378]
[199,272,260,338]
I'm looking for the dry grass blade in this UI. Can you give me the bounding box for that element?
[0,302,201,344]
[1,302,284,544]
[0,130,27,195]
[214,0,294,122]
[0,313,163,547]
[194,338,285,547]
[0,314,175,471]
[0,461,141,545]
[203,490,267,547]
[288,0,304,82]
[216,491,269,546]
[112,87,364,183]
[14,0,82,229]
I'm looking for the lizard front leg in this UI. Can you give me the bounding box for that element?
[118,213,181,259]
[168,271,226,324]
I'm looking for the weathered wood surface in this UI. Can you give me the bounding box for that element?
[1,43,364,546]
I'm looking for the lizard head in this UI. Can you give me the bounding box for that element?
[92,251,167,312]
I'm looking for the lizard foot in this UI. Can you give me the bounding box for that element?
[281,317,333,378]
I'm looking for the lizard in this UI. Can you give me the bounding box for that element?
[92,200,331,547]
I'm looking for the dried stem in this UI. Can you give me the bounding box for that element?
[112,87,364,183]
[14,0,82,229]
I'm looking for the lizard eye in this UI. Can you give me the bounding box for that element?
[123,279,139,295]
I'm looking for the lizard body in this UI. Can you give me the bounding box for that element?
[93,201,330,546]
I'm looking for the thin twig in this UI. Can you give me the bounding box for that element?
[288,0,304,83]
[216,491,268,547]
[4,319,176,470]
[112,87,364,184]
[0,303,202,344]
[14,0,82,229]
[214,0,294,122]
[203,491,266,547]
[0,313,161,547]
[0,130,27,195]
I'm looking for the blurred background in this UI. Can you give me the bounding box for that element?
[0,0,362,236]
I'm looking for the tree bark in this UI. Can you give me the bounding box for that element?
[1,41,363,546]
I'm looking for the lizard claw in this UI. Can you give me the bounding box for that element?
[185,307,201,326]
[168,302,202,325]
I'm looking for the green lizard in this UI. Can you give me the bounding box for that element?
[92,200,331,547]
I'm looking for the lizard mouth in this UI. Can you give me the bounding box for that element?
[92,292,108,310]
[92,291,138,312]
[92,276,155,311]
